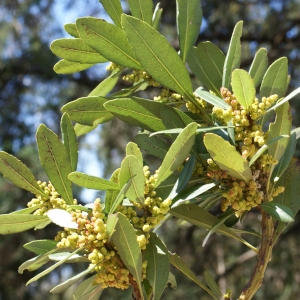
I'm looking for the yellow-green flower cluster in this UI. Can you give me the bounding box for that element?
[186,96,207,115]
[27,181,71,215]
[257,154,278,172]
[154,88,183,106]
[270,186,285,201]
[248,95,278,120]
[106,62,122,71]
[122,69,160,87]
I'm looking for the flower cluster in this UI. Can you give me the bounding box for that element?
[122,69,161,87]
[154,88,183,106]
[185,96,207,115]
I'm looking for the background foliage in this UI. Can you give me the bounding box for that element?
[1,0,300,299]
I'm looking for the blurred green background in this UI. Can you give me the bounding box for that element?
[1,0,300,299]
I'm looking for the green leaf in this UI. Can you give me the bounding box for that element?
[126,142,143,166]
[61,113,78,172]
[260,202,294,223]
[187,43,225,96]
[24,239,57,255]
[249,48,268,87]
[72,275,103,300]
[260,57,288,100]
[167,272,177,289]
[222,21,243,88]
[204,271,222,298]
[127,0,153,25]
[194,89,230,109]
[121,14,193,98]
[110,213,143,296]
[204,133,252,183]
[10,205,41,215]
[68,171,120,191]
[231,69,256,109]
[119,155,145,206]
[74,119,106,137]
[104,97,166,132]
[48,252,88,263]
[160,105,187,130]
[53,59,94,74]
[36,124,73,204]
[64,23,79,38]
[77,17,141,69]
[51,265,95,294]
[105,168,120,214]
[61,96,114,126]
[152,3,163,30]
[47,209,78,229]
[168,252,218,299]
[50,38,108,64]
[155,122,197,188]
[0,214,49,234]
[176,0,202,63]
[99,0,123,28]
[144,233,169,300]
[0,151,47,197]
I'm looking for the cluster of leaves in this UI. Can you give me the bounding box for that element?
[1,0,300,299]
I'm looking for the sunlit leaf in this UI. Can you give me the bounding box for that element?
[152,3,163,30]
[53,59,94,74]
[105,168,120,214]
[72,275,103,300]
[99,0,123,28]
[126,142,143,165]
[24,239,57,255]
[127,0,153,24]
[47,209,78,229]
[194,89,230,109]
[64,23,79,38]
[249,48,268,87]
[260,202,294,223]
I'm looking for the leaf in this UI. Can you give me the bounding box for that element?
[36,124,73,205]
[48,252,88,263]
[0,151,47,197]
[188,43,224,96]
[144,233,169,300]
[77,17,141,69]
[24,239,57,255]
[204,133,252,183]
[121,14,193,98]
[47,209,78,229]
[160,105,187,130]
[194,89,230,109]
[119,155,145,206]
[135,132,169,160]
[110,213,143,296]
[127,0,153,25]
[10,205,41,215]
[249,48,268,87]
[99,0,123,28]
[176,0,202,63]
[152,3,163,30]
[51,265,95,294]
[126,142,143,165]
[231,69,256,109]
[68,171,120,191]
[0,214,49,234]
[53,59,94,74]
[260,57,288,100]
[74,119,106,137]
[204,271,222,298]
[72,275,103,300]
[64,23,79,38]
[260,202,294,222]
[168,252,218,299]
[61,113,78,172]
[222,21,243,88]
[50,38,108,64]
[104,97,166,132]
[167,272,177,289]
[104,168,120,214]
[155,122,197,188]
[61,96,114,126]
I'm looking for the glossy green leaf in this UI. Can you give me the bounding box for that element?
[127,0,153,24]
[231,69,256,109]
[74,119,107,137]
[36,124,73,204]
[194,89,230,109]
[77,17,141,69]
[0,151,47,197]
[68,171,120,191]
[50,38,107,64]
[222,21,243,88]
[64,23,79,38]
[121,14,193,98]
[160,105,187,130]
[155,122,197,188]
[204,271,222,298]
[204,133,252,183]
[99,0,123,28]
[53,59,94,74]
[10,205,41,215]
[176,0,202,63]
[126,142,143,165]
[119,155,145,206]
[260,202,294,222]
[168,252,218,299]
[51,265,95,294]
[105,168,120,214]
[249,48,268,87]
[144,233,169,300]
[48,252,88,263]
[47,209,78,229]
[72,275,103,300]
[0,214,49,234]
[61,96,113,126]
[24,239,57,255]
[104,97,166,132]
[135,132,169,159]
[110,213,143,296]
[152,3,163,30]
[155,175,178,200]
[61,113,78,172]
[260,57,288,100]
